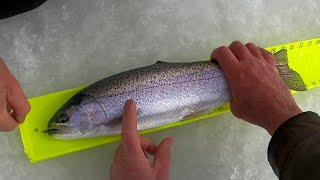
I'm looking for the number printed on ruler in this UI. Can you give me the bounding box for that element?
[275,39,320,51]
[269,38,320,89]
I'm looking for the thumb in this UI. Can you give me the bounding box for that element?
[7,81,30,124]
[153,137,174,179]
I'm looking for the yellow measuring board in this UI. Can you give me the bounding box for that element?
[19,38,320,163]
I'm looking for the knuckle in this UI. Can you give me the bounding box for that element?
[213,46,229,57]
[238,50,247,57]
[217,46,230,55]
[216,46,228,52]
[238,71,249,81]
[219,46,229,50]
[245,43,256,48]
[233,40,242,44]
[158,151,170,159]
[238,63,257,78]
[231,40,243,47]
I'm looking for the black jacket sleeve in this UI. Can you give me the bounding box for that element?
[0,0,47,19]
[268,111,320,180]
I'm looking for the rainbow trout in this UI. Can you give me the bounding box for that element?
[46,50,306,140]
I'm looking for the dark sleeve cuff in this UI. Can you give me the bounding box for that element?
[0,0,47,19]
[267,111,320,178]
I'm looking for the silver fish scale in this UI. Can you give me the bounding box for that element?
[81,61,232,135]
[82,61,225,97]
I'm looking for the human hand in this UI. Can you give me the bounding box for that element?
[110,99,174,180]
[212,41,302,135]
[0,58,30,131]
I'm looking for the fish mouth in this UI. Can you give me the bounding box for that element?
[43,126,70,135]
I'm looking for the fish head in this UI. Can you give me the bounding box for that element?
[46,93,107,140]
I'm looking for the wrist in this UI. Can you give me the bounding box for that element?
[265,106,302,135]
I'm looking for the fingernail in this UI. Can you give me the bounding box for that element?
[166,137,174,146]
[17,119,25,124]
[125,99,135,106]
[16,117,26,124]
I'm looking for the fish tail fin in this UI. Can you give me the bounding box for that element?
[273,49,307,91]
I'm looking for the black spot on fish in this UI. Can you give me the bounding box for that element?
[61,93,91,109]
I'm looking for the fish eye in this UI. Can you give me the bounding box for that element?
[58,112,69,123]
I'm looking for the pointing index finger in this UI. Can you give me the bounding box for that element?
[121,99,142,154]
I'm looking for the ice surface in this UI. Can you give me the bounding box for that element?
[0,0,319,179]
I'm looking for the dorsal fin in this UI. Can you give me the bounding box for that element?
[156,61,167,64]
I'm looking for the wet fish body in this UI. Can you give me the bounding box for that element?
[47,50,306,140]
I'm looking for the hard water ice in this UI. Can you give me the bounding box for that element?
[0,0,320,179]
